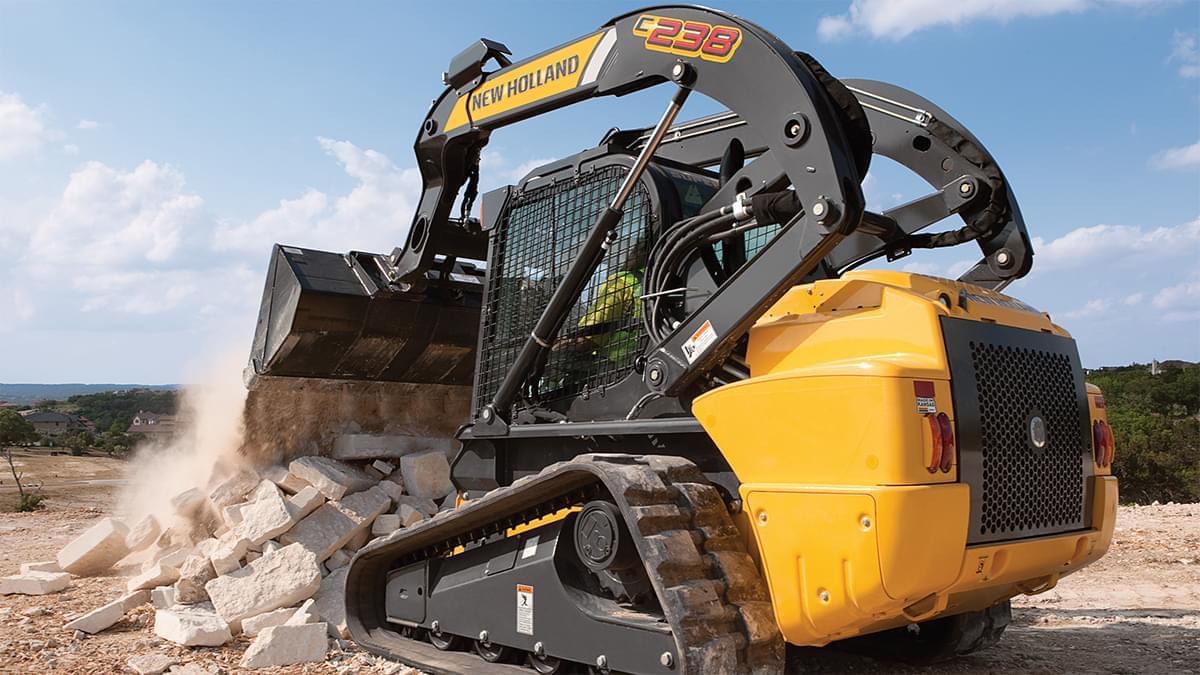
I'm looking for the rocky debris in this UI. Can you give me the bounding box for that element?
[128,562,180,593]
[312,565,349,638]
[262,540,282,555]
[399,449,454,499]
[208,532,250,575]
[377,479,404,503]
[174,556,217,605]
[63,596,128,634]
[57,517,130,576]
[370,459,396,476]
[394,494,439,518]
[153,603,232,647]
[207,470,261,509]
[156,547,190,571]
[221,502,245,527]
[123,588,152,610]
[236,480,294,546]
[286,485,325,521]
[372,513,401,536]
[278,503,359,562]
[240,621,329,668]
[204,542,321,623]
[289,456,375,501]
[395,503,427,528]
[170,488,210,519]
[151,585,176,609]
[332,433,454,460]
[241,606,296,635]
[262,464,310,494]
[325,549,351,571]
[126,515,162,553]
[287,598,319,625]
[20,560,61,574]
[127,654,178,675]
[0,570,71,595]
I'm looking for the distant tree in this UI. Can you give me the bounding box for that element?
[108,420,125,435]
[59,430,96,457]
[0,410,43,511]
[0,410,37,446]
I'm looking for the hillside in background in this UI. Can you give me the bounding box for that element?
[36,389,180,434]
[1087,361,1199,504]
[0,383,177,406]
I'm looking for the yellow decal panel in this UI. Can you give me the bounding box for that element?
[445,32,605,132]
[632,14,743,63]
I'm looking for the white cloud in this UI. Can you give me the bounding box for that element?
[1124,292,1144,305]
[1032,217,1200,272]
[1169,30,1200,78]
[77,119,100,130]
[0,288,34,330]
[26,160,205,273]
[1150,141,1200,170]
[1063,298,1109,319]
[816,0,1167,41]
[0,91,59,160]
[62,143,79,155]
[1151,278,1200,321]
[214,137,421,254]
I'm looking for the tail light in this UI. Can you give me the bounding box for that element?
[1093,420,1115,467]
[926,412,955,473]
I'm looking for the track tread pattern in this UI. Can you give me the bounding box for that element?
[347,453,784,674]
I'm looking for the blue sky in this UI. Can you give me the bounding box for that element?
[1,0,1197,383]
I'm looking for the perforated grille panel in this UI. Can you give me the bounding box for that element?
[942,317,1092,544]
[474,166,653,415]
[972,343,1085,537]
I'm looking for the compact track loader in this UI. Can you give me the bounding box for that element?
[245,6,1119,673]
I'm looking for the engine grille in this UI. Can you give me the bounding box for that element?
[474,166,652,415]
[942,317,1093,544]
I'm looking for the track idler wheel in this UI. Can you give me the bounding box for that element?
[474,633,518,663]
[427,625,464,651]
[573,499,652,603]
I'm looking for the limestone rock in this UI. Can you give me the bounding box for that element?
[372,514,401,536]
[236,480,294,546]
[0,571,70,595]
[221,502,246,527]
[57,518,130,576]
[262,465,310,495]
[396,504,426,528]
[151,585,176,609]
[204,543,321,623]
[63,597,126,634]
[209,532,250,575]
[277,504,357,562]
[286,598,319,625]
[207,470,260,509]
[153,603,232,647]
[170,488,210,519]
[127,563,180,593]
[155,547,191,571]
[394,495,439,518]
[371,459,396,475]
[343,527,370,552]
[285,485,325,522]
[126,654,178,675]
[377,479,404,503]
[325,549,351,571]
[123,588,152,610]
[288,456,374,501]
[240,621,328,668]
[312,566,349,638]
[241,606,295,636]
[125,516,162,553]
[173,555,216,605]
[400,449,454,499]
[262,540,282,555]
[332,433,455,460]
[20,560,61,574]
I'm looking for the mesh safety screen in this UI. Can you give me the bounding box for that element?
[475,166,653,414]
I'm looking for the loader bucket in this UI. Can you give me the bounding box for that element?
[239,245,482,463]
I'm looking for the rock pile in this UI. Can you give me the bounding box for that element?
[2,443,457,669]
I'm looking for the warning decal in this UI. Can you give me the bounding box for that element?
[516,584,534,635]
[682,319,718,364]
[914,380,936,414]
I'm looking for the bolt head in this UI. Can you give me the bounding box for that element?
[860,515,872,529]
[811,201,826,217]
[959,181,974,195]
[818,589,831,603]
[431,620,439,632]
[661,651,675,668]
[533,641,545,657]
[997,250,1011,265]
[757,510,768,524]
[478,630,489,643]
[596,654,608,668]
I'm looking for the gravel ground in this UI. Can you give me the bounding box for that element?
[1,453,1196,674]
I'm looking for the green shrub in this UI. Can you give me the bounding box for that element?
[17,493,45,512]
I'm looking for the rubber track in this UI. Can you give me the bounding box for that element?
[347,454,784,674]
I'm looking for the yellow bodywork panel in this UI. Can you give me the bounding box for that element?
[692,271,1118,646]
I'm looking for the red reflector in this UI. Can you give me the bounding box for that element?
[936,412,955,473]
[1094,394,1106,409]
[1102,421,1115,467]
[926,414,942,473]
[1093,421,1112,467]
